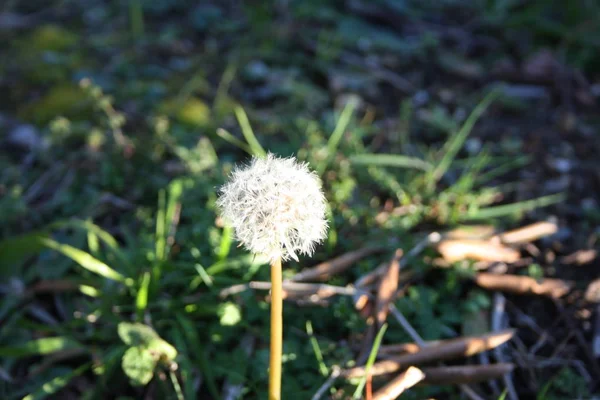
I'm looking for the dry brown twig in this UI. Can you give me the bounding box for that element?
[371,366,425,400]
[437,239,520,263]
[494,221,558,245]
[419,364,515,385]
[475,273,573,298]
[219,281,362,299]
[375,249,403,325]
[344,329,515,378]
[288,246,382,283]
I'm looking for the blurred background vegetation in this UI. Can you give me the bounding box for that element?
[1,0,599,399]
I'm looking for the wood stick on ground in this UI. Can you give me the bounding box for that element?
[475,273,573,298]
[311,366,341,400]
[419,364,515,385]
[491,293,518,400]
[387,304,485,400]
[371,366,425,400]
[437,239,520,263]
[355,233,440,288]
[219,281,361,299]
[445,225,496,240]
[375,249,403,325]
[495,221,558,245]
[288,246,382,282]
[344,329,515,378]
[379,343,422,355]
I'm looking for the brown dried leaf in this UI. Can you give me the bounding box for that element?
[437,239,520,263]
[420,364,514,385]
[289,246,381,282]
[344,329,515,378]
[372,366,425,400]
[475,273,573,298]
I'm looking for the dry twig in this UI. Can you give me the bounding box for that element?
[419,364,514,385]
[289,246,381,282]
[475,273,573,298]
[495,221,558,245]
[375,250,403,325]
[371,366,425,400]
[437,239,520,263]
[344,330,515,378]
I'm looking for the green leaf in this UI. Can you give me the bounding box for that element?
[0,337,83,358]
[118,322,159,346]
[122,347,156,386]
[40,238,131,285]
[217,302,241,326]
[350,154,432,171]
[22,363,90,400]
[118,322,177,361]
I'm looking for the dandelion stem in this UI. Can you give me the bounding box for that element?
[269,256,283,400]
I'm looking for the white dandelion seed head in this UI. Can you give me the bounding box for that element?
[217,153,328,262]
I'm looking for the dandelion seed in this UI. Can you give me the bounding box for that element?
[217,153,328,262]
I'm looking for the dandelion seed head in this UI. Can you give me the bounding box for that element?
[217,153,328,262]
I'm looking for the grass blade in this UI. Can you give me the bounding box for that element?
[433,89,500,181]
[462,193,565,220]
[22,363,90,400]
[234,106,266,158]
[328,97,358,156]
[0,337,83,358]
[40,238,132,285]
[52,219,129,268]
[175,313,221,400]
[216,128,252,154]
[350,154,432,171]
[352,323,388,399]
[136,272,151,321]
[217,225,233,261]
[306,320,329,376]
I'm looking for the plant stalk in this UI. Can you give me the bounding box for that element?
[269,257,283,400]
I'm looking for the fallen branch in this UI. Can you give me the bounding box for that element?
[289,246,382,282]
[219,281,361,299]
[375,250,403,325]
[371,366,425,400]
[475,273,573,298]
[344,329,515,378]
[356,233,439,288]
[437,239,520,263]
[420,364,514,385]
[495,221,558,245]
